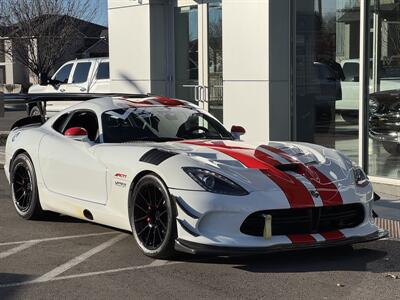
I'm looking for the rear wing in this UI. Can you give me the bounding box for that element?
[5,92,149,130]
[4,93,148,128]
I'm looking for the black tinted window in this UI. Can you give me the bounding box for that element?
[72,63,91,83]
[54,64,73,83]
[101,106,232,143]
[342,62,358,81]
[64,111,99,141]
[52,113,70,133]
[96,62,109,80]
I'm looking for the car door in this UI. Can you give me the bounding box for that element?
[66,61,93,93]
[90,61,110,93]
[39,110,108,204]
[339,62,359,110]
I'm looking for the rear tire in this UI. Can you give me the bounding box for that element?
[382,142,400,155]
[129,174,177,259]
[10,153,44,219]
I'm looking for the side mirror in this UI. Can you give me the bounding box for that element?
[64,127,89,141]
[231,125,246,140]
[39,74,49,86]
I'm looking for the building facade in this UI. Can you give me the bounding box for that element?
[108,0,400,187]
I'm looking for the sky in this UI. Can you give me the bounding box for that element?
[91,0,108,26]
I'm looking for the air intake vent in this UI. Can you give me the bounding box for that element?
[140,149,178,165]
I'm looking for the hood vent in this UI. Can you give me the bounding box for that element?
[140,149,178,165]
[275,163,300,172]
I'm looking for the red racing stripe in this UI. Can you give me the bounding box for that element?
[287,234,317,244]
[260,145,343,206]
[181,141,315,208]
[320,231,345,241]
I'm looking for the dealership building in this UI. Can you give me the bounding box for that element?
[108,0,400,188]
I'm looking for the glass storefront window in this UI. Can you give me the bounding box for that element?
[295,0,360,163]
[368,0,400,179]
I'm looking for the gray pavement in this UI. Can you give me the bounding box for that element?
[0,146,4,166]
[1,172,400,300]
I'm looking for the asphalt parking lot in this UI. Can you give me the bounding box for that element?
[1,171,400,300]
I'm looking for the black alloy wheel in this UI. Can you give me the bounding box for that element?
[10,153,44,219]
[130,174,176,259]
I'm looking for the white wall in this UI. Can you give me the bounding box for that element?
[108,0,168,95]
[108,0,152,94]
[223,0,291,143]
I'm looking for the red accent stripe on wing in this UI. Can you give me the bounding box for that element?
[260,145,343,206]
[320,231,345,241]
[181,141,315,208]
[287,234,317,244]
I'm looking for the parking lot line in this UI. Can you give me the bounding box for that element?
[35,233,127,283]
[0,231,118,247]
[0,241,39,259]
[0,259,182,289]
[54,259,181,281]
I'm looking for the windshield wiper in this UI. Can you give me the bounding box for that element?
[125,137,184,143]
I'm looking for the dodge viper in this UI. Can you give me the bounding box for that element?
[4,96,387,258]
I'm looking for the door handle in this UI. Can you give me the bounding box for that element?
[80,87,87,92]
[60,88,66,92]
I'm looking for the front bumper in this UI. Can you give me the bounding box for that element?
[175,229,388,255]
[170,186,380,250]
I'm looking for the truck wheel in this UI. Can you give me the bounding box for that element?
[382,142,400,155]
[29,106,41,117]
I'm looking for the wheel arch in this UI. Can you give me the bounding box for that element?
[9,149,31,173]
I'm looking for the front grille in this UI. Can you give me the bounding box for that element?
[240,204,365,236]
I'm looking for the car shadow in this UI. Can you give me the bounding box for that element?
[0,273,35,299]
[177,240,399,274]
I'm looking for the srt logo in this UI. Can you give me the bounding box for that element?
[310,190,320,198]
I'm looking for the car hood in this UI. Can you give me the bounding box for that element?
[155,139,355,186]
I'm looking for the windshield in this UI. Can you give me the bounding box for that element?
[101,106,233,143]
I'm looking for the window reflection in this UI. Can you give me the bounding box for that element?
[295,0,360,162]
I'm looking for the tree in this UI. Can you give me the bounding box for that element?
[0,0,97,82]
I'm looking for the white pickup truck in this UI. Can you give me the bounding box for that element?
[337,59,400,122]
[28,57,110,116]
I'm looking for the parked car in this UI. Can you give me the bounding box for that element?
[369,89,400,155]
[4,95,386,258]
[337,59,400,123]
[28,57,110,116]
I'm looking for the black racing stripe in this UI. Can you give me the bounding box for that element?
[177,219,200,237]
[175,196,200,219]
[139,149,178,165]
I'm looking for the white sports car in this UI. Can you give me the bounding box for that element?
[4,96,387,258]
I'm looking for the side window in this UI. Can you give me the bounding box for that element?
[72,62,92,84]
[52,113,70,133]
[63,111,99,142]
[342,62,359,82]
[96,62,109,80]
[54,64,73,83]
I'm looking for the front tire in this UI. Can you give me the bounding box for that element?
[10,153,44,219]
[129,174,177,259]
[382,142,400,155]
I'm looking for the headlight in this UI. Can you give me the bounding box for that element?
[369,98,379,114]
[183,167,249,196]
[353,166,369,187]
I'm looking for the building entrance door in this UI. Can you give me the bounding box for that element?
[174,0,223,121]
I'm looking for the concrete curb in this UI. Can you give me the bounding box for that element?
[0,131,8,146]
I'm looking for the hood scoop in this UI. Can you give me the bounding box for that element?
[275,163,301,172]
